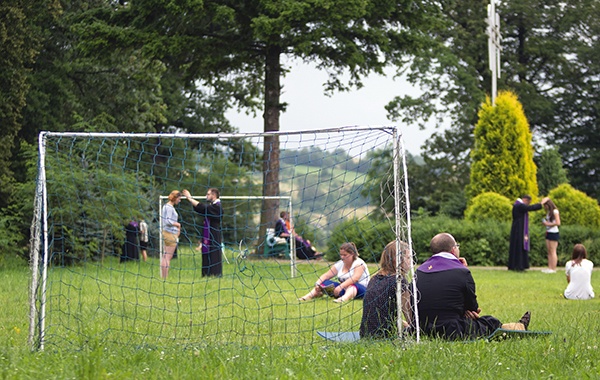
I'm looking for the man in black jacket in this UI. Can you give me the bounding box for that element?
[416,233,530,340]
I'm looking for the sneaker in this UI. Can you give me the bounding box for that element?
[518,311,531,330]
[541,269,556,274]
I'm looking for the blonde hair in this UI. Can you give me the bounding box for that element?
[168,190,182,202]
[379,240,409,276]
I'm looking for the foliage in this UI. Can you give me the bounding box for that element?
[536,146,568,196]
[0,0,52,210]
[464,192,512,223]
[387,0,600,204]
[468,91,538,200]
[411,215,600,267]
[327,218,396,263]
[548,184,600,229]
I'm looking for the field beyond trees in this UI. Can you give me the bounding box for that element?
[3,255,600,379]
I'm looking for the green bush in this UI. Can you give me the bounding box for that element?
[548,183,600,228]
[467,90,538,201]
[327,214,600,267]
[326,218,395,262]
[464,192,512,223]
[410,215,600,267]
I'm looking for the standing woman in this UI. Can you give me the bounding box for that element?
[542,199,561,274]
[298,242,370,303]
[161,190,182,279]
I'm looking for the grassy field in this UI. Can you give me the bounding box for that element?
[2,252,600,379]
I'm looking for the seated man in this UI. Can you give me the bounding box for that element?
[274,211,322,260]
[416,233,530,340]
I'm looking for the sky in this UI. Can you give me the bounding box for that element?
[225,61,440,155]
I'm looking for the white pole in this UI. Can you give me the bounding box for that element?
[38,132,50,350]
[487,0,501,104]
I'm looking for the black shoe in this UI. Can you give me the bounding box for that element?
[519,311,531,330]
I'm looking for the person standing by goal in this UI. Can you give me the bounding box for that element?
[139,218,149,262]
[182,188,223,277]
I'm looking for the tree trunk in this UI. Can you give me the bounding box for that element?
[256,45,281,255]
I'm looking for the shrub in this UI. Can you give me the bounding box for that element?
[548,184,600,228]
[326,218,395,262]
[464,192,512,223]
[467,90,538,201]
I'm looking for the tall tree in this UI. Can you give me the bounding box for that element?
[83,0,438,251]
[0,0,53,210]
[468,90,538,200]
[536,147,568,196]
[386,0,600,204]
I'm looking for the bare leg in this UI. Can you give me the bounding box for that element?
[299,286,323,301]
[334,286,357,303]
[142,249,148,262]
[161,247,175,279]
[546,240,558,271]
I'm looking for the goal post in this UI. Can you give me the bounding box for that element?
[28,126,415,350]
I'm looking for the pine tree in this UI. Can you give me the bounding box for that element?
[467,90,538,201]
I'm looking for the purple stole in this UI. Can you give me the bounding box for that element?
[515,200,530,251]
[202,217,210,255]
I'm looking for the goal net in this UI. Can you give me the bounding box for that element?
[29,126,415,350]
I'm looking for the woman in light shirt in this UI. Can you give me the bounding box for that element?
[298,242,370,303]
[564,244,595,300]
[161,190,182,279]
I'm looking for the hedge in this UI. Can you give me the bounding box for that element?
[328,215,600,267]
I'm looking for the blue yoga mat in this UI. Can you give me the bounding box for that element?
[317,328,552,342]
[317,331,361,342]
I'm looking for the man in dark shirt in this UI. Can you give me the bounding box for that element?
[182,188,223,277]
[416,233,530,340]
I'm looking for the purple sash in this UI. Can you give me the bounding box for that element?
[202,217,210,254]
[515,200,530,251]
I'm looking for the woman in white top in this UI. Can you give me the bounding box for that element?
[161,190,182,279]
[298,242,370,303]
[542,199,561,273]
[564,244,595,300]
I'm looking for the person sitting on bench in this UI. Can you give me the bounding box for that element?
[275,211,322,260]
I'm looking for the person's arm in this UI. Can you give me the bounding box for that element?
[565,262,571,283]
[463,272,480,317]
[335,263,366,296]
[315,266,338,287]
[181,189,200,207]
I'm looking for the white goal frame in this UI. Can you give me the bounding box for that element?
[158,195,296,277]
[29,126,415,349]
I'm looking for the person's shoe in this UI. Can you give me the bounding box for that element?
[518,311,531,330]
[541,268,556,274]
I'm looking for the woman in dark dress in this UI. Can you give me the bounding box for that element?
[360,240,413,339]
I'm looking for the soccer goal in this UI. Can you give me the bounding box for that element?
[29,126,415,350]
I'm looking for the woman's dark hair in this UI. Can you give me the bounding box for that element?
[571,244,587,265]
[544,199,558,222]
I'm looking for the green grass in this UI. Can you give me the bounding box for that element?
[2,253,600,379]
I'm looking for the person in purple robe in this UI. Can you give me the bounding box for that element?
[508,195,549,271]
[416,233,531,340]
[182,188,223,277]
